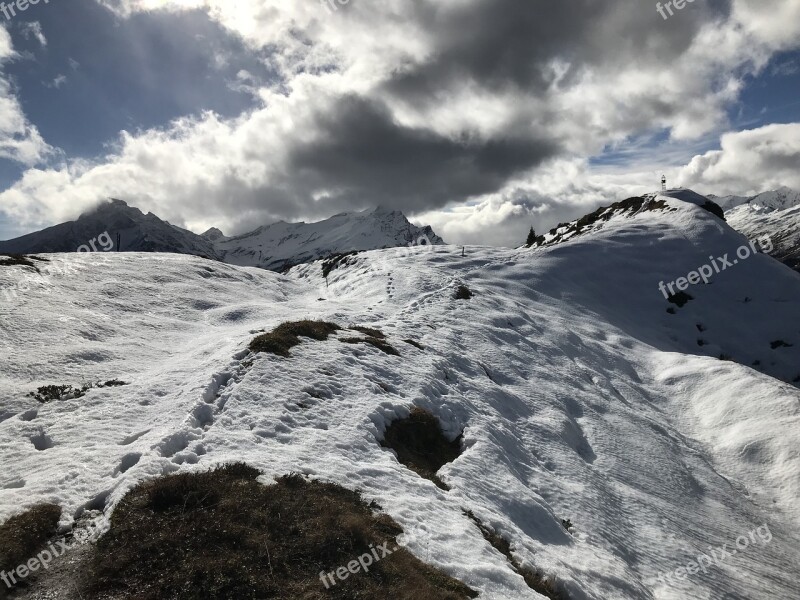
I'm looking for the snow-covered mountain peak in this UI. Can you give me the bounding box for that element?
[722,186,800,272]
[201,227,228,242]
[78,198,132,219]
[215,206,445,271]
[0,198,218,257]
[370,205,402,217]
[747,186,800,212]
[710,186,800,213]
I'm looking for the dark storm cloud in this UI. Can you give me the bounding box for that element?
[263,0,733,220]
[284,94,559,214]
[384,0,730,104]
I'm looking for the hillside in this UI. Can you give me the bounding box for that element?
[0,194,799,599]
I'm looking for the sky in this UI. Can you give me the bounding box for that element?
[0,0,798,246]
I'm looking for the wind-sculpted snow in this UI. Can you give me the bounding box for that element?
[1,197,799,599]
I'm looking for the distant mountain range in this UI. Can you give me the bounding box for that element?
[0,200,445,272]
[710,187,800,272]
[3,187,798,274]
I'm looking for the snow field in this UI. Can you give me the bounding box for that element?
[1,197,799,598]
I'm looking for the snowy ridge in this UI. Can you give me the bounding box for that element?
[712,187,800,213]
[528,190,721,249]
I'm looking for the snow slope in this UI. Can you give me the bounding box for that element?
[1,195,799,599]
[722,187,800,272]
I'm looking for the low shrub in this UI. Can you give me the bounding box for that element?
[321,252,359,279]
[28,385,87,403]
[454,285,473,300]
[100,379,127,388]
[28,380,129,403]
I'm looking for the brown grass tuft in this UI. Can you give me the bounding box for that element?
[350,326,386,339]
[82,464,477,599]
[249,320,341,357]
[0,503,62,591]
[0,254,48,273]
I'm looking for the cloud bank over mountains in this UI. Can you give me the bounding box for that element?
[0,0,799,245]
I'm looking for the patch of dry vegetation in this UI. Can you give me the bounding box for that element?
[249,320,341,357]
[83,464,476,599]
[0,504,62,597]
[381,408,462,490]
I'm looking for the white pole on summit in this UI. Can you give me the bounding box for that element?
[661,175,667,191]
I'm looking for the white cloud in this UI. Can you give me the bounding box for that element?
[0,27,53,166]
[677,123,800,196]
[46,74,68,89]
